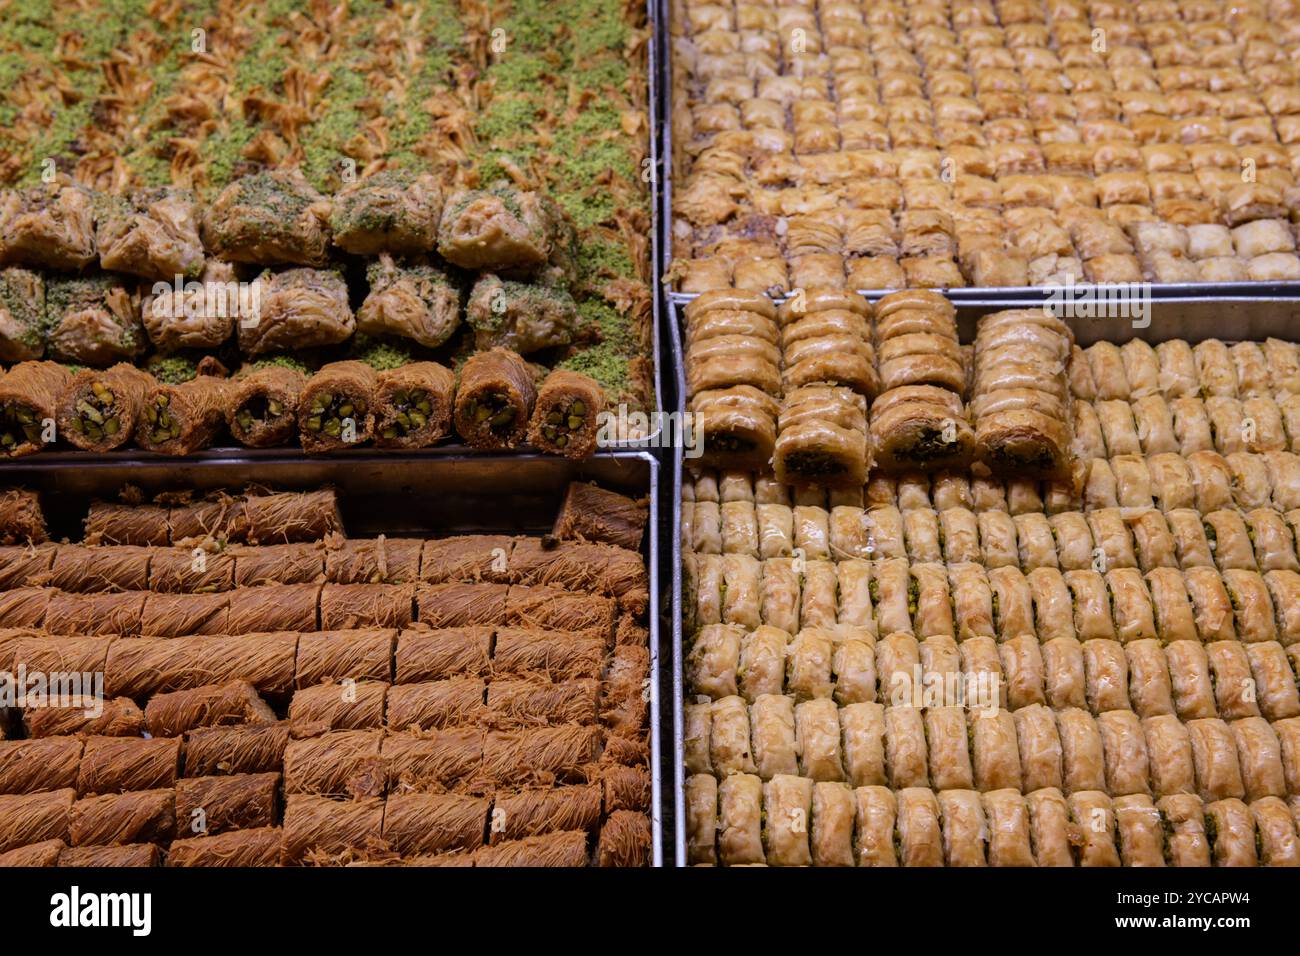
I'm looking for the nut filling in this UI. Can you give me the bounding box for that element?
[303,390,366,440]
[234,395,288,436]
[0,402,42,449]
[65,380,125,443]
[462,390,517,436]
[378,388,431,440]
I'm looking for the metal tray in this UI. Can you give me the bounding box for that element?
[656,4,1300,305]
[0,449,667,867]
[663,292,1300,866]
[634,0,665,450]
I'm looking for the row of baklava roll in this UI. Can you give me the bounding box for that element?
[674,26,1300,146]
[74,488,341,547]
[0,536,648,615]
[970,308,1077,478]
[671,229,1300,296]
[772,285,876,489]
[686,498,1300,577]
[686,618,1300,721]
[0,352,607,457]
[867,290,978,472]
[0,718,649,802]
[2,626,641,728]
[0,667,643,747]
[677,0,1300,72]
[0,784,648,866]
[684,555,1300,645]
[678,5,1300,66]
[77,481,645,553]
[683,288,877,483]
[685,776,1300,867]
[671,221,1300,295]
[678,183,1299,259]
[1071,336,1300,403]
[0,582,622,639]
[692,300,1079,483]
[683,447,1300,522]
[684,292,1080,482]
[676,68,1300,161]
[1026,449,1300,513]
[682,464,1096,520]
[684,691,1300,806]
[0,175,571,280]
[678,0,1300,70]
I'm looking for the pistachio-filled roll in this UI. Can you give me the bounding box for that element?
[45,274,144,367]
[56,363,154,451]
[0,361,72,456]
[227,360,307,448]
[1067,790,1121,867]
[717,773,764,865]
[975,404,1074,479]
[528,369,606,459]
[453,348,537,449]
[466,275,577,355]
[1205,797,1258,867]
[762,773,813,866]
[776,287,878,398]
[329,171,442,256]
[357,255,461,348]
[200,170,332,267]
[375,361,455,449]
[896,787,945,867]
[773,385,870,488]
[0,268,45,362]
[297,360,377,453]
[94,187,205,281]
[239,268,354,356]
[137,370,229,455]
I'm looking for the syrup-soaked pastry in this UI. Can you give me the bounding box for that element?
[1042,637,1087,712]
[1205,798,1259,867]
[1067,790,1121,867]
[1230,717,1286,801]
[1263,571,1300,646]
[1144,715,1197,799]
[1158,793,1212,866]
[773,386,871,488]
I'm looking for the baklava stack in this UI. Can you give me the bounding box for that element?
[684,290,784,468]
[772,288,878,488]
[971,308,1076,478]
[868,290,975,471]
